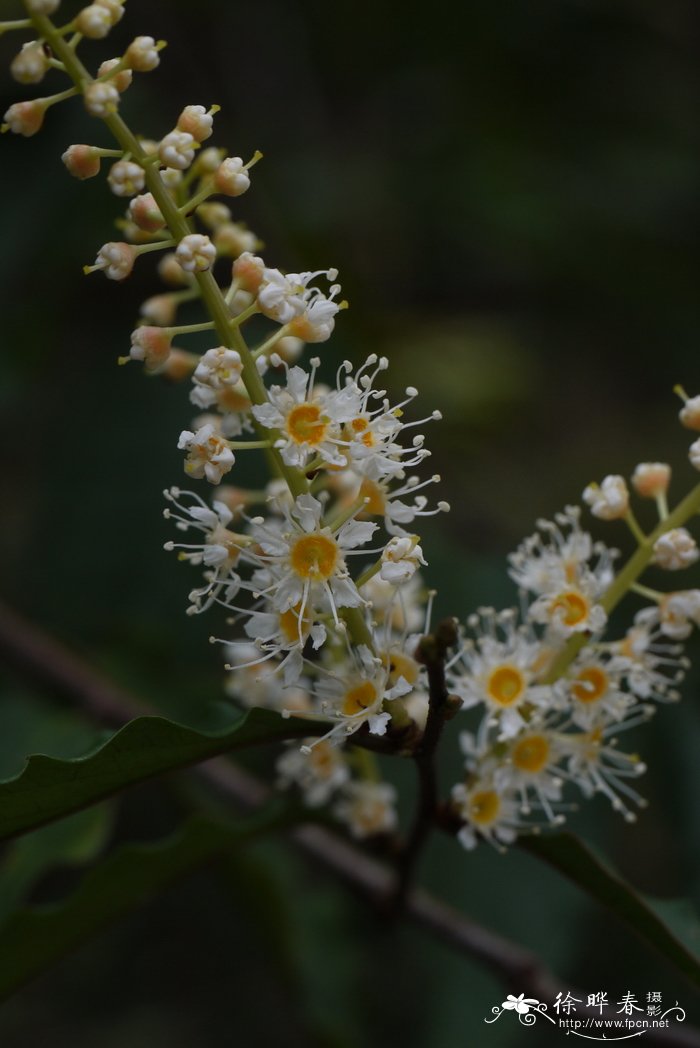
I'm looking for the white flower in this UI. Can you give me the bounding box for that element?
[251,358,355,469]
[10,41,49,85]
[257,267,307,324]
[494,730,564,823]
[631,462,670,499]
[75,4,112,38]
[214,157,251,197]
[449,608,550,739]
[563,654,634,729]
[334,781,398,839]
[178,423,234,484]
[561,721,648,822]
[277,741,350,807]
[288,282,344,343]
[84,81,119,117]
[657,590,700,639]
[176,234,216,273]
[97,58,132,93]
[125,36,161,72]
[380,535,427,585]
[652,528,699,571]
[582,475,629,520]
[243,492,374,624]
[615,608,687,701]
[451,780,522,851]
[107,159,145,197]
[159,130,196,171]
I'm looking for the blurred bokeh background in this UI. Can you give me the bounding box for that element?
[2,0,700,1044]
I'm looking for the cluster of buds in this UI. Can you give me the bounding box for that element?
[4,0,700,848]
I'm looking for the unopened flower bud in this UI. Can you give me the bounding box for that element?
[380,535,427,585]
[98,58,132,93]
[214,222,259,258]
[652,528,699,571]
[679,395,700,431]
[582,475,629,521]
[107,159,145,197]
[129,326,172,370]
[62,144,101,179]
[140,293,177,327]
[232,251,265,293]
[75,4,112,39]
[631,462,671,499]
[3,100,45,137]
[159,349,198,381]
[196,147,223,173]
[158,130,195,170]
[124,36,161,72]
[197,202,231,230]
[128,193,165,232]
[158,252,190,286]
[84,81,119,117]
[177,104,215,143]
[26,0,60,12]
[176,233,216,273]
[689,438,700,471]
[94,241,135,280]
[95,0,124,24]
[10,41,49,85]
[273,336,305,363]
[161,168,183,191]
[214,157,250,197]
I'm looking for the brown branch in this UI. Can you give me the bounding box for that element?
[0,600,699,1048]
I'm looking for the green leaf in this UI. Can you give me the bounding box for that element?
[0,707,321,843]
[0,804,114,926]
[0,806,298,1000]
[521,832,700,986]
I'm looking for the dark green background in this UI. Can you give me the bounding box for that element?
[1,0,700,1044]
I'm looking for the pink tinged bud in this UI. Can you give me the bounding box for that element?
[160,349,198,381]
[214,157,251,197]
[140,293,177,327]
[128,193,166,233]
[98,59,132,93]
[176,234,216,273]
[631,462,671,498]
[62,144,101,179]
[3,100,45,137]
[125,36,161,72]
[108,159,145,197]
[679,395,700,431]
[84,81,119,118]
[10,42,49,86]
[232,251,265,293]
[129,326,172,370]
[95,241,135,280]
[158,130,196,171]
[158,252,191,287]
[177,105,214,143]
[75,4,112,39]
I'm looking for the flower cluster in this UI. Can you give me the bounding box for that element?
[5,0,700,850]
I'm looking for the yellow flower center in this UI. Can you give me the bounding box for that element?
[572,665,609,703]
[286,403,328,446]
[309,740,338,777]
[512,734,550,773]
[342,680,378,716]
[289,533,339,581]
[382,651,420,687]
[279,603,312,643]
[486,665,526,707]
[469,789,501,826]
[551,589,589,626]
[347,416,375,448]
